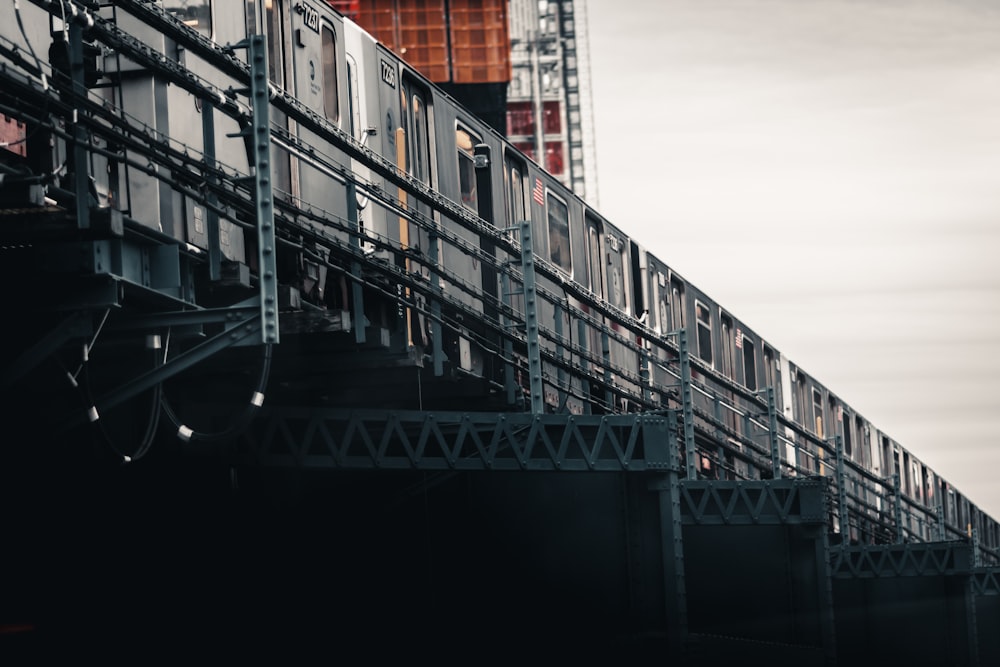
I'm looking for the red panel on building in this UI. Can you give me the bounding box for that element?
[542,100,561,134]
[545,141,564,175]
[0,115,26,158]
[448,0,512,84]
[348,0,510,85]
[396,1,450,82]
[513,140,535,163]
[506,101,534,137]
[325,0,360,19]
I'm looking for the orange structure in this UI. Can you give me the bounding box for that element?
[326,0,511,85]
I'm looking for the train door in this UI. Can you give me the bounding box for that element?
[583,212,606,408]
[694,301,713,367]
[740,331,757,393]
[289,7,343,303]
[720,313,735,380]
[605,230,628,314]
[342,22,378,255]
[629,242,646,323]
[258,0,294,200]
[401,77,434,271]
[669,277,685,333]
[719,313,738,438]
[813,387,826,475]
[503,151,528,315]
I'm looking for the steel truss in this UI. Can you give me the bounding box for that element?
[239,407,676,472]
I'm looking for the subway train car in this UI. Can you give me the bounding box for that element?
[1,0,997,556]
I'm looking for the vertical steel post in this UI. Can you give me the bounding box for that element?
[936,502,946,542]
[249,35,279,344]
[519,220,543,413]
[767,386,781,479]
[555,300,566,407]
[428,226,443,376]
[67,19,91,230]
[601,325,612,411]
[676,329,696,479]
[345,180,366,345]
[202,101,222,281]
[892,473,904,543]
[577,318,591,415]
[500,266,516,406]
[835,434,848,537]
[713,397,724,479]
[657,413,687,653]
[640,344,651,406]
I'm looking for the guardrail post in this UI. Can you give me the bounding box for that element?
[767,386,781,479]
[675,329,696,479]
[519,220,543,414]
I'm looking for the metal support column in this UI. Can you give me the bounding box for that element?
[67,18,91,230]
[519,220,543,413]
[500,266,517,406]
[555,300,566,407]
[601,325,612,411]
[428,226,443,376]
[835,434,848,537]
[201,100,222,281]
[248,35,279,344]
[640,344,651,406]
[656,415,687,653]
[767,386,781,479]
[345,181,367,345]
[713,397,724,478]
[892,473,904,543]
[811,523,839,666]
[676,329,696,479]
[577,318,591,415]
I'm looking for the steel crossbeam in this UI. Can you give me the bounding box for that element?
[970,569,1000,596]
[830,541,974,578]
[239,408,675,472]
[677,479,828,525]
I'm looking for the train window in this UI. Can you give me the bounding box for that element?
[695,301,713,365]
[762,345,776,393]
[407,89,430,184]
[720,314,734,377]
[346,54,359,136]
[741,331,757,391]
[585,214,604,298]
[670,278,685,330]
[262,0,291,197]
[812,389,824,437]
[843,408,853,458]
[607,235,627,311]
[859,417,870,468]
[165,0,212,38]
[321,25,339,123]
[656,272,668,334]
[456,126,478,210]
[794,373,807,425]
[546,193,572,273]
[505,157,526,234]
[265,0,284,85]
[630,242,645,319]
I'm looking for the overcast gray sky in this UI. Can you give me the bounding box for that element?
[585,0,1000,520]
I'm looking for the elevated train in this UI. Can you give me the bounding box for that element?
[0,0,996,557]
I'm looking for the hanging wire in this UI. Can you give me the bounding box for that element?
[159,342,273,443]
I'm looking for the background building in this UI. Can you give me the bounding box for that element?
[507,0,597,203]
[329,0,513,134]
[329,0,599,204]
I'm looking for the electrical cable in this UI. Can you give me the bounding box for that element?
[159,342,273,443]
